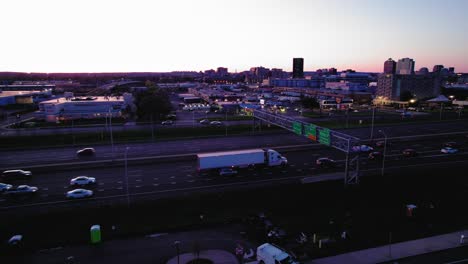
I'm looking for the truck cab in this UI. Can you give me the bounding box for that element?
[265,149,288,167]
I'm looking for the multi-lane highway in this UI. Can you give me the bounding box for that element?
[2,134,467,211]
[2,119,468,168]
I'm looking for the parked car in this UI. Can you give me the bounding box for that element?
[70,176,96,186]
[402,149,418,157]
[66,189,94,199]
[0,183,13,192]
[368,151,383,160]
[3,185,38,196]
[76,148,95,157]
[210,121,223,126]
[199,119,210,125]
[1,170,32,182]
[316,158,336,168]
[161,120,174,125]
[219,168,238,176]
[441,147,458,154]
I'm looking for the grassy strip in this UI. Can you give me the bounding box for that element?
[0,125,280,149]
[196,115,253,122]
[9,118,126,129]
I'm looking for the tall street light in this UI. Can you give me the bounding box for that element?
[370,106,376,140]
[109,108,114,155]
[124,146,130,208]
[174,240,181,264]
[379,130,387,178]
[379,129,391,258]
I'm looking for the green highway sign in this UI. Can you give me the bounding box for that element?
[318,128,331,146]
[305,124,317,141]
[292,122,302,135]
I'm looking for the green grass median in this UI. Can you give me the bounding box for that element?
[0,125,281,149]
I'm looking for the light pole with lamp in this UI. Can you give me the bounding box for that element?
[174,240,181,264]
[124,146,130,207]
[378,129,387,178]
[370,106,376,140]
[109,108,114,155]
[379,129,391,257]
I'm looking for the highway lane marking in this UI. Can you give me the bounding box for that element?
[186,180,195,183]
[98,189,104,192]
[135,186,141,188]
[42,187,49,191]
[116,187,123,190]
[171,182,177,184]
[98,183,104,185]
[170,176,175,179]
[117,181,123,184]
[135,179,142,182]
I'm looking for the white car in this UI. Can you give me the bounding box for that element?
[352,145,374,153]
[441,147,458,154]
[66,189,93,199]
[70,176,96,186]
[210,121,223,126]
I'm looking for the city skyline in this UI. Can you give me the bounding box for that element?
[0,0,467,73]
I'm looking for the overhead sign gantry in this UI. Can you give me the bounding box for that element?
[252,109,360,185]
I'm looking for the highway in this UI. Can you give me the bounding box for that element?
[2,119,468,168]
[1,135,467,211]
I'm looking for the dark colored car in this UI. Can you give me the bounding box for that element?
[0,183,13,192]
[3,185,38,196]
[316,158,336,168]
[444,142,458,148]
[1,170,32,182]
[375,141,385,147]
[402,149,417,157]
[368,151,383,160]
[76,148,95,157]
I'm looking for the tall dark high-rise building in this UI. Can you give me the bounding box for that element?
[433,65,444,73]
[328,67,337,75]
[383,58,396,74]
[293,58,304,78]
[448,67,455,73]
[396,58,415,75]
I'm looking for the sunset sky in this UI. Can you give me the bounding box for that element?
[0,0,467,73]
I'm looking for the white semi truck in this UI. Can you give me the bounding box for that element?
[197,149,288,173]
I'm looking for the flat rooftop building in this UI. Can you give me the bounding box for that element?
[38,94,133,122]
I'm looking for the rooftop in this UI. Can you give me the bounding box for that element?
[40,96,124,104]
[0,90,48,98]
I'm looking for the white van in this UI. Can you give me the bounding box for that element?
[256,243,298,264]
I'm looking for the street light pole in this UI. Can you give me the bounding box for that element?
[225,109,228,136]
[439,102,444,120]
[379,130,387,178]
[109,108,114,155]
[124,147,130,208]
[174,241,181,264]
[370,106,376,140]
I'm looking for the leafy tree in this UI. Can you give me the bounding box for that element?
[300,96,320,109]
[135,82,172,121]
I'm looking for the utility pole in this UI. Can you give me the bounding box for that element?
[370,106,376,140]
[124,147,130,208]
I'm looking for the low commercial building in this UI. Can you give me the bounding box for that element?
[38,93,133,122]
[0,90,52,106]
